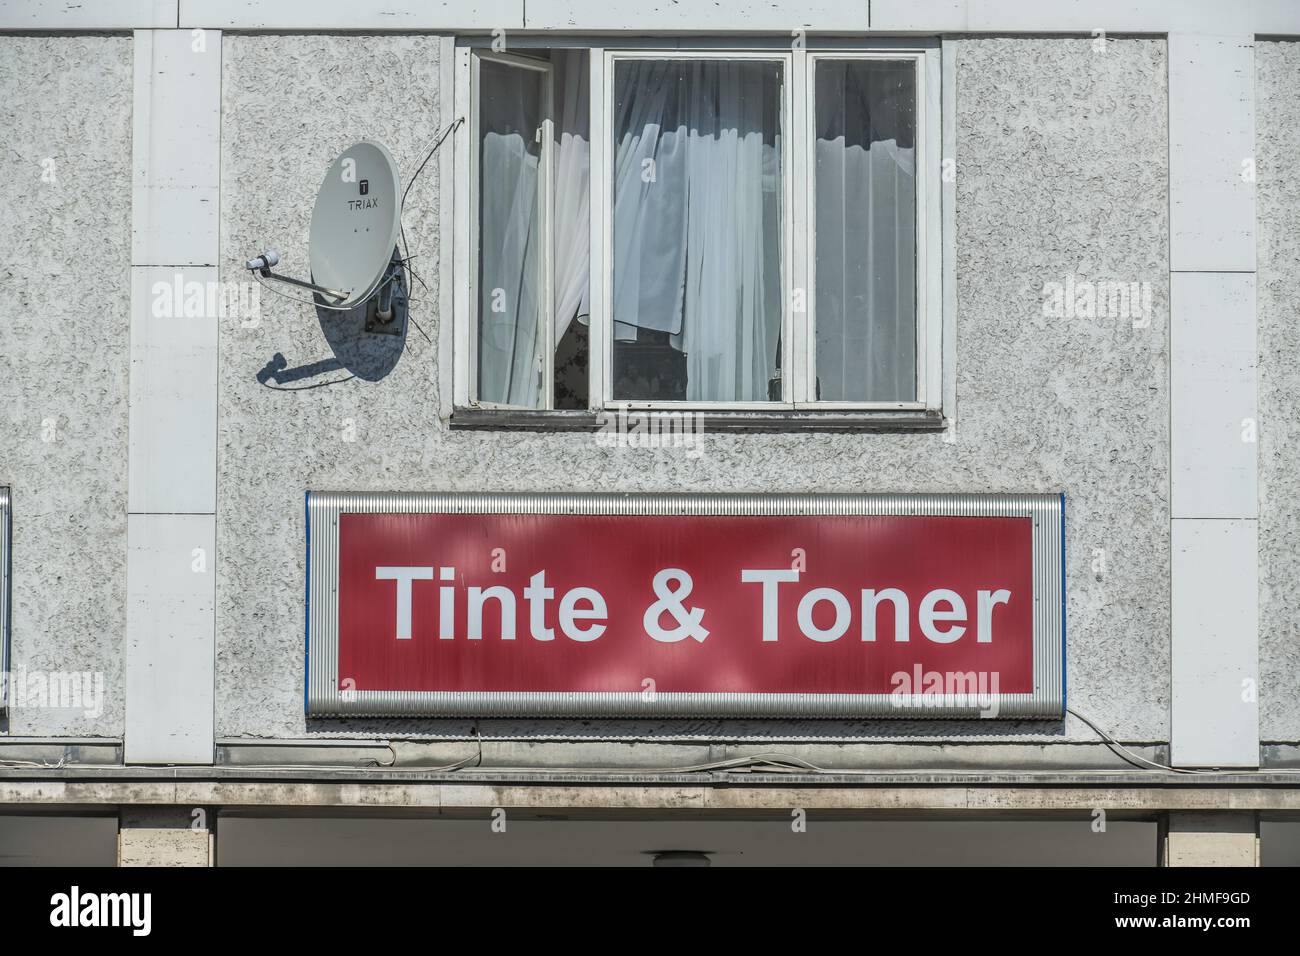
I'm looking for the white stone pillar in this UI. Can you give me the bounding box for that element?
[124,29,221,764]
[118,807,213,867]
[1168,34,1260,769]
[1166,811,1258,866]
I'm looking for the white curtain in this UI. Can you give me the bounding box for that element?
[477,60,544,406]
[814,60,916,402]
[612,60,783,402]
[553,51,590,344]
[612,62,688,342]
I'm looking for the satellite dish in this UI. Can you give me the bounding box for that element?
[245,140,407,335]
[308,141,403,308]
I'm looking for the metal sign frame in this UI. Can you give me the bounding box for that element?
[306,491,1065,720]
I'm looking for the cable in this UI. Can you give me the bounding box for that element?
[1065,708,1300,775]
[397,119,461,270]
[235,724,484,773]
[1066,707,1213,775]
[407,313,433,345]
[645,715,1300,777]
[642,753,839,775]
[401,116,463,216]
[371,722,484,772]
[394,117,462,345]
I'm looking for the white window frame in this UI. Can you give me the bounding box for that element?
[452,42,943,419]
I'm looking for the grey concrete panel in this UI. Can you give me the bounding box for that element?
[1256,40,1300,743]
[0,36,133,737]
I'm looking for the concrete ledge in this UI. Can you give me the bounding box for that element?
[1,772,1300,812]
[5,0,1300,35]
[215,739,1175,772]
[0,737,1186,774]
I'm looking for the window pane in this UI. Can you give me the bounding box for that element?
[478,59,545,407]
[612,59,784,402]
[814,59,917,403]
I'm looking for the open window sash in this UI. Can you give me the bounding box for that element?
[469,50,555,410]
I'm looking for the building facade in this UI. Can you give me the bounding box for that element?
[0,0,1297,866]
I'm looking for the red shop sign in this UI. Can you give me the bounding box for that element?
[306,492,1064,719]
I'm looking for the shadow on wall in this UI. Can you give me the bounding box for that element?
[256,294,407,389]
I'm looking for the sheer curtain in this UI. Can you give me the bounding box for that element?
[552,51,590,344]
[814,59,917,402]
[477,59,544,406]
[612,60,783,402]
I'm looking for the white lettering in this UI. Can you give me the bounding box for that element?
[862,588,910,642]
[467,585,516,640]
[523,571,555,641]
[439,567,456,640]
[920,589,968,644]
[375,566,433,640]
[977,589,1012,643]
[740,568,800,642]
[797,587,850,642]
[559,587,607,642]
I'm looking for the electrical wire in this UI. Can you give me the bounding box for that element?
[388,252,433,344]
[401,116,463,216]
[642,753,842,775]
[407,312,433,345]
[398,120,462,270]
[395,117,462,344]
[218,724,485,773]
[365,721,484,771]
[1066,706,1214,775]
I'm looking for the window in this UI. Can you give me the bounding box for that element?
[610,55,786,405]
[812,57,919,403]
[454,43,942,419]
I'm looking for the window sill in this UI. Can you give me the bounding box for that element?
[449,408,947,434]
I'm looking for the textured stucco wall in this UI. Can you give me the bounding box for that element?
[1256,41,1300,742]
[217,35,444,736]
[216,37,1170,745]
[952,37,1170,743]
[0,37,133,735]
